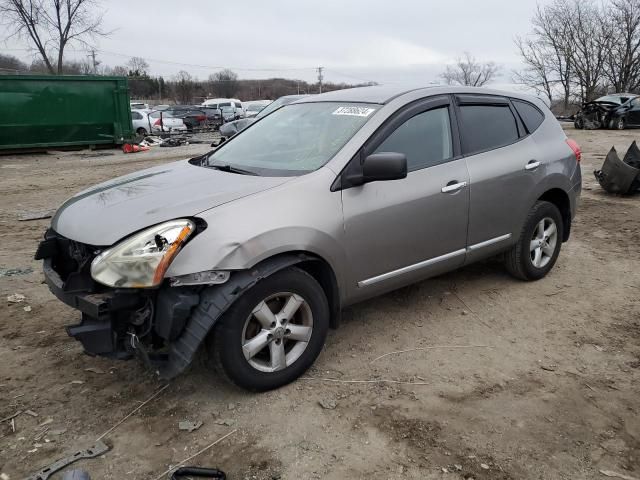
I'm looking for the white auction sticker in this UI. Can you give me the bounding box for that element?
[332,106,376,117]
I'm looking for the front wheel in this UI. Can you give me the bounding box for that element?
[208,267,329,391]
[614,117,626,130]
[504,201,563,281]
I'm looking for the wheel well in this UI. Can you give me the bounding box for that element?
[295,257,341,329]
[538,189,571,241]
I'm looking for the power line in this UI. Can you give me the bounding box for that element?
[317,66,324,93]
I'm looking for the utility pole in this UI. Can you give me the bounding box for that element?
[87,50,99,73]
[317,66,324,94]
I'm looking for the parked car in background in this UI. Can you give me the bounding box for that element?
[199,106,223,129]
[220,105,237,122]
[203,98,245,119]
[131,109,152,135]
[574,93,640,130]
[37,85,581,392]
[167,107,209,131]
[219,95,307,139]
[130,100,149,110]
[147,110,188,132]
[244,100,271,118]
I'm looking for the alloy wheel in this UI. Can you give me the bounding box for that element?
[241,292,314,373]
[529,217,558,269]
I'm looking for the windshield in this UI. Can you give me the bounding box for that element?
[206,102,378,176]
[255,97,292,119]
[596,95,628,104]
[221,106,234,112]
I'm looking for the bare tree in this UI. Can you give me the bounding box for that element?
[127,56,149,77]
[0,53,28,73]
[0,0,107,75]
[605,0,640,92]
[441,52,499,87]
[173,70,194,104]
[208,69,239,97]
[565,0,613,102]
[514,36,554,103]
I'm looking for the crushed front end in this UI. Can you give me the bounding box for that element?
[35,229,199,370]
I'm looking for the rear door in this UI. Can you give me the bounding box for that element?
[626,98,640,126]
[455,94,545,261]
[341,95,470,300]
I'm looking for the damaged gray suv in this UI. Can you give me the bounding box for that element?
[37,85,582,391]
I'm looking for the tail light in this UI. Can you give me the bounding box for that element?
[154,118,162,126]
[566,138,581,162]
[195,115,206,122]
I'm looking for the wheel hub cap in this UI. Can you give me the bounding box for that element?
[241,292,314,373]
[529,217,558,269]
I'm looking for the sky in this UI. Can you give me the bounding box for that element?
[2,0,553,87]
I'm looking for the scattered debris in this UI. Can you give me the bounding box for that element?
[214,418,235,427]
[152,429,237,480]
[0,266,33,277]
[540,364,558,372]
[39,418,54,427]
[49,428,67,436]
[179,420,203,432]
[599,470,640,480]
[318,399,338,410]
[480,463,490,470]
[70,380,84,385]
[0,410,22,423]
[23,305,32,312]
[594,142,640,194]
[160,137,189,148]
[25,440,109,480]
[7,293,25,304]
[227,402,236,411]
[170,466,226,479]
[18,209,56,221]
[122,143,150,154]
[84,367,105,374]
[24,410,38,417]
[96,383,170,441]
[370,344,492,363]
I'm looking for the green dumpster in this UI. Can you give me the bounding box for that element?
[0,75,134,151]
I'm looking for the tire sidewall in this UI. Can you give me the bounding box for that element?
[213,267,329,391]
[520,202,563,280]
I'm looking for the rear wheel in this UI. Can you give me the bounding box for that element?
[574,117,584,129]
[209,267,329,391]
[136,127,148,136]
[505,201,563,281]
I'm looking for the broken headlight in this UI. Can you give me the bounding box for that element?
[91,219,195,288]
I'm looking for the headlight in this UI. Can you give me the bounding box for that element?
[91,219,195,288]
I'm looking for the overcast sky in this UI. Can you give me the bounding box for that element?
[3,0,552,86]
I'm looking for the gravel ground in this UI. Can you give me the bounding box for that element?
[0,125,639,479]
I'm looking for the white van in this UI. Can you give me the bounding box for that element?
[202,98,244,119]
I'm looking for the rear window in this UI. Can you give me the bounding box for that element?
[512,100,544,134]
[235,102,242,108]
[459,105,519,155]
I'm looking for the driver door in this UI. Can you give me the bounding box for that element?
[340,96,470,301]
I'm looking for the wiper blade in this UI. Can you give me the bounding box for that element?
[209,163,258,175]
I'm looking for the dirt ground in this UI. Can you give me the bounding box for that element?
[1,125,639,480]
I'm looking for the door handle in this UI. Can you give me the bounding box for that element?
[525,160,540,171]
[441,181,467,193]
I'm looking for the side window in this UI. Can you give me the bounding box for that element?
[512,100,544,134]
[458,105,519,155]
[131,111,142,120]
[373,107,453,171]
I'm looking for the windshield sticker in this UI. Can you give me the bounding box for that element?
[332,106,376,117]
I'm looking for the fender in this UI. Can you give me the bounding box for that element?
[158,252,315,380]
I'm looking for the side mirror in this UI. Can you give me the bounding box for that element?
[361,152,407,184]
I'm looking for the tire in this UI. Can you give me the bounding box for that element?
[136,127,147,136]
[574,117,584,129]
[209,267,329,391]
[615,117,626,130]
[504,201,563,281]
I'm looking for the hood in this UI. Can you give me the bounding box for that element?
[52,158,290,245]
